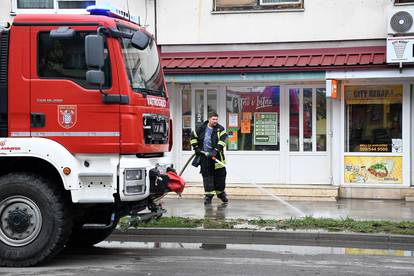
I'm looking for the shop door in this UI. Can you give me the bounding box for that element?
[284,87,331,184]
[179,88,218,182]
[194,88,218,129]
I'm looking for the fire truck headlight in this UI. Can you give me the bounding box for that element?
[124,168,146,195]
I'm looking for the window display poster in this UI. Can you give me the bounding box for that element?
[241,112,252,134]
[227,129,238,150]
[392,139,403,153]
[182,115,191,128]
[359,144,390,152]
[242,112,252,121]
[253,112,278,146]
[344,156,402,184]
[228,113,239,128]
[241,120,251,134]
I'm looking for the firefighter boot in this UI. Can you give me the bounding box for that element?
[204,195,213,205]
[217,192,228,203]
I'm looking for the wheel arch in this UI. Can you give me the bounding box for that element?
[0,156,72,201]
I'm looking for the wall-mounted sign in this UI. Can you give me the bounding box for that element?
[253,112,278,146]
[345,85,403,105]
[386,36,414,64]
[344,156,402,184]
[326,79,339,99]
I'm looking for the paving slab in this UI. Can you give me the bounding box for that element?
[161,197,414,221]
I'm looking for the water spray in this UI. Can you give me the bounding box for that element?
[181,152,306,217]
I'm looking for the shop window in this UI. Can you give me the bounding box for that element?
[345,85,403,153]
[303,88,313,151]
[289,87,327,152]
[289,88,299,151]
[195,89,205,130]
[214,0,303,11]
[316,88,327,151]
[182,88,192,151]
[226,86,280,151]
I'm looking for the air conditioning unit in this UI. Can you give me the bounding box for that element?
[388,6,414,35]
[260,0,301,6]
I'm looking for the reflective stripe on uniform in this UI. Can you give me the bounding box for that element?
[215,159,226,169]
[219,130,227,137]
[192,131,198,138]
[205,191,216,195]
[218,141,226,147]
[190,139,198,145]
[215,190,224,195]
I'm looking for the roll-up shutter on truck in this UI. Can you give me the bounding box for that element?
[0,28,8,137]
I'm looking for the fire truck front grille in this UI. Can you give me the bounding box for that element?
[143,114,168,144]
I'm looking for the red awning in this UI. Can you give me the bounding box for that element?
[160,46,388,74]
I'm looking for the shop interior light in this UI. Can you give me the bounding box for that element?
[86,5,140,25]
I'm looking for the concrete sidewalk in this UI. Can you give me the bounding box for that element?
[161,197,414,221]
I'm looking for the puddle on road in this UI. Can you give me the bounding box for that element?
[97,241,414,257]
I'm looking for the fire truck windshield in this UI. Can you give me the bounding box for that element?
[118,26,166,97]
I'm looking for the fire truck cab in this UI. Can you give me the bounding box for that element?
[0,8,174,267]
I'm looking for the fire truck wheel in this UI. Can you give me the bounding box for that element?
[0,173,72,267]
[67,211,119,247]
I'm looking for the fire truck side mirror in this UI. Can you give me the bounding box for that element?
[131,31,150,50]
[85,35,105,87]
[85,35,105,69]
[86,70,105,86]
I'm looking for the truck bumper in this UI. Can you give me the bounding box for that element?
[119,154,173,202]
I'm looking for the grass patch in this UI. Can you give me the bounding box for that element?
[249,216,414,235]
[121,216,203,229]
[120,216,414,235]
[202,219,238,229]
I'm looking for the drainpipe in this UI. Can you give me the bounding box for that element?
[10,0,16,16]
[154,0,157,43]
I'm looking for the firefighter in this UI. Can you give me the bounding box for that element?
[190,111,228,205]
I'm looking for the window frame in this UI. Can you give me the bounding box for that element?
[213,0,304,13]
[12,0,95,14]
[36,30,112,90]
[344,85,403,154]
[225,85,281,152]
[394,0,414,5]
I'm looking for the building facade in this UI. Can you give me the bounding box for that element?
[155,0,414,200]
[3,0,414,199]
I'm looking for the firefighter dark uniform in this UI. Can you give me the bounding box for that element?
[190,121,228,203]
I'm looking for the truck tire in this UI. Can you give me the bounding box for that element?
[0,173,72,267]
[67,211,119,247]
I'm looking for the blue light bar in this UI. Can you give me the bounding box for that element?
[86,5,140,25]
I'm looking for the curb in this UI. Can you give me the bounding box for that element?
[109,228,414,250]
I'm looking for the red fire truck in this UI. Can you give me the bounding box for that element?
[0,8,177,266]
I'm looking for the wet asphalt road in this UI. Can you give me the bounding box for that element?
[1,241,414,276]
